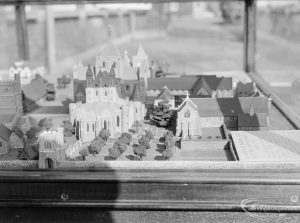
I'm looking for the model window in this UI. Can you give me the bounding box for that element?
[184,110,190,118]
[117,116,120,127]
[87,124,89,132]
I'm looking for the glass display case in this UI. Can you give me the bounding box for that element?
[0,0,300,221]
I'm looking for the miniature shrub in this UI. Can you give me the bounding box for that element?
[62,120,75,137]
[38,118,53,131]
[133,144,147,160]
[145,131,154,141]
[88,136,105,155]
[79,148,89,161]
[150,101,173,127]
[138,135,150,150]
[120,132,132,145]
[108,147,122,159]
[113,139,127,153]
[99,128,110,141]
[162,146,176,160]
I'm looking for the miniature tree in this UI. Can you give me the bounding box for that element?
[160,131,174,144]
[62,120,75,137]
[120,132,132,145]
[162,147,176,160]
[138,135,150,150]
[162,131,176,160]
[108,147,122,160]
[79,148,89,161]
[145,131,154,141]
[113,138,128,153]
[25,127,40,144]
[99,128,110,141]
[38,118,53,131]
[57,74,71,88]
[150,101,173,127]
[88,136,106,155]
[131,121,142,133]
[133,144,147,160]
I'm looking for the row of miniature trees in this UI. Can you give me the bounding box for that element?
[79,128,110,160]
[108,132,132,159]
[133,131,154,160]
[160,131,176,160]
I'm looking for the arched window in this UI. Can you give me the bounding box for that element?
[184,110,190,118]
[117,116,120,127]
[92,124,95,132]
[87,124,89,132]
[104,120,107,130]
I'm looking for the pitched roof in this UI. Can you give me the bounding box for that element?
[86,64,94,77]
[148,77,198,91]
[0,114,15,124]
[12,126,24,138]
[236,81,255,94]
[101,41,120,57]
[216,77,232,90]
[189,97,269,117]
[192,77,212,95]
[22,78,47,101]
[0,123,12,141]
[238,113,268,127]
[148,75,232,92]
[136,44,147,58]
[156,86,174,100]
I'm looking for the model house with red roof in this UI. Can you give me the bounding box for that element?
[176,94,271,139]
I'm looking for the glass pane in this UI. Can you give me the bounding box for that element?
[257,1,300,119]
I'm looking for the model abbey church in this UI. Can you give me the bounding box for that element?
[70,42,149,142]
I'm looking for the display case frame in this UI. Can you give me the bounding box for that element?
[0,0,300,214]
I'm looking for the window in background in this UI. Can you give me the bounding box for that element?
[257,0,300,116]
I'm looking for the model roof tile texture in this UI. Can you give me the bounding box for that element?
[189,97,269,117]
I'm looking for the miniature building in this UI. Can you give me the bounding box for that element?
[0,124,12,155]
[73,42,149,103]
[22,75,48,112]
[0,73,23,128]
[9,61,45,86]
[235,81,259,97]
[38,127,65,169]
[9,126,24,150]
[176,94,270,138]
[147,75,233,107]
[70,42,148,143]
[154,86,175,109]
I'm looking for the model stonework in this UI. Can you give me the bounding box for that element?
[38,127,65,168]
[0,73,23,128]
[69,42,149,143]
[176,94,271,138]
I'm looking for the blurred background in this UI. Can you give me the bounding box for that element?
[0,0,300,118]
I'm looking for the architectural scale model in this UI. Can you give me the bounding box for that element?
[69,41,149,142]
[0,39,281,169]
